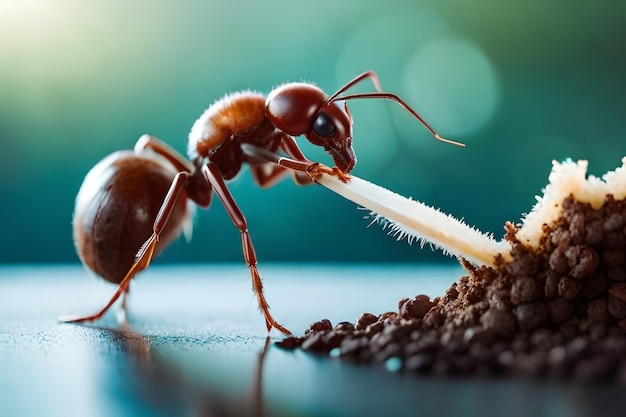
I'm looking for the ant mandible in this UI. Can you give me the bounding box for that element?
[66,70,464,335]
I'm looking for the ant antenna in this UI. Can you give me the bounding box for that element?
[325,71,465,148]
[329,92,465,148]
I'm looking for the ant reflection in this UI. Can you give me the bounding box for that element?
[93,324,272,417]
[93,322,153,372]
[252,337,272,417]
[195,337,271,417]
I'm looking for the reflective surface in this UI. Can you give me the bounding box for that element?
[0,264,623,416]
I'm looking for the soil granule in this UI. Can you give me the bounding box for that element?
[276,195,626,382]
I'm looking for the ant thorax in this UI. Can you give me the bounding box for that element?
[188,90,267,162]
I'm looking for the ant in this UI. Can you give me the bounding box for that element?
[67,70,463,335]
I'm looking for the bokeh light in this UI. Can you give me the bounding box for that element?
[404,38,500,142]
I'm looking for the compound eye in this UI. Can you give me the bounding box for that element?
[312,112,336,137]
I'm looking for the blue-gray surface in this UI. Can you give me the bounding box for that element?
[0,264,623,417]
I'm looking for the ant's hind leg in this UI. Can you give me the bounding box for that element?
[202,162,291,335]
[60,171,190,324]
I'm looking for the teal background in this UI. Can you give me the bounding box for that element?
[1,0,624,265]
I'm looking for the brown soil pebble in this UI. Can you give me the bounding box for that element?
[276,195,626,382]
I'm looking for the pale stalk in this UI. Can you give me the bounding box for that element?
[316,173,512,268]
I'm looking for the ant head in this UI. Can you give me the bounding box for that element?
[266,83,356,173]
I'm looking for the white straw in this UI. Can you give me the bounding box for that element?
[316,173,512,267]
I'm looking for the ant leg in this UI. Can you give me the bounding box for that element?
[278,135,323,185]
[135,134,195,173]
[248,135,316,188]
[202,162,291,335]
[277,135,351,182]
[241,143,350,183]
[279,135,311,162]
[249,163,291,189]
[61,171,190,324]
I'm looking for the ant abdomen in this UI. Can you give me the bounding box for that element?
[73,150,191,284]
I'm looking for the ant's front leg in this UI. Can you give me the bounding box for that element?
[278,135,351,184]
[305,163,351,183]
[279,136,351,183]
[241,143,350,184]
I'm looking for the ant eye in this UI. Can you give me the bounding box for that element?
[312,112,336,137]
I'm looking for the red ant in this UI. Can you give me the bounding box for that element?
[67,70,463,334]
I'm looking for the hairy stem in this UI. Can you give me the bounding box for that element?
[316,173,512,268]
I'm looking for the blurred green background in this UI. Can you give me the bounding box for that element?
[1,0,624,265]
